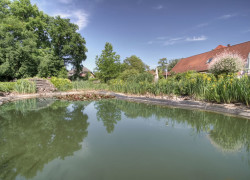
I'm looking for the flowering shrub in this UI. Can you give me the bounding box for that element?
[208,51,245,75]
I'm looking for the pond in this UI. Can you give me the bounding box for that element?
[0,98,249,180]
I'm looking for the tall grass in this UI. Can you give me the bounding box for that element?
[73,80,109,90]
[14,79,36,94]
[109,71,250,105]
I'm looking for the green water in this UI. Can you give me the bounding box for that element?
[0,99,249,180]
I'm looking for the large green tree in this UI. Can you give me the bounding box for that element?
[95,42,121,83]
[0,0,87,81]
[123,55,148,73]
[157,57,168,72]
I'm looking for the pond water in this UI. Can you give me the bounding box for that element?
[0,98,249,180]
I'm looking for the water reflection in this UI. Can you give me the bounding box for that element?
[95,100,121,133]
[0,98,249,180]
[0,99,89,180]
[96,99,250,153]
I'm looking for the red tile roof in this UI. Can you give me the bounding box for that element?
[171,41,250,73]
[214,45,226,50]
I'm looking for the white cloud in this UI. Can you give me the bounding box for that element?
[163,37,185,46]
[55,10,89,30]
[154,5,164,10]
[148,35,207,46]
[218,14,237,20]
[186,35,207,41]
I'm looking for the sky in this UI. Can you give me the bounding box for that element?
[31,0,250,71]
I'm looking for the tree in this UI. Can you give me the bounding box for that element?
[48,16,87,76]
[123,55,148,73]
[167,59,180,72]
[95,42,121,82]
[0,0,87,81]
[157,57,168,72]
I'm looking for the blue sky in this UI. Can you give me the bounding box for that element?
[31,0,250,71]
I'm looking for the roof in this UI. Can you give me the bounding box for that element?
[171,41,250,73]
[82,67,91,73]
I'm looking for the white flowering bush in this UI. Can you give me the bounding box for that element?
[208,51,245,75]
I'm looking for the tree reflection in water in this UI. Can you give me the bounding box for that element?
[96,99,250,153]
[95,100,121,133]
[0,99,90,180]
[0,98,249,180]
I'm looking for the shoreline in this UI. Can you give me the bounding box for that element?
[0,90,250,119]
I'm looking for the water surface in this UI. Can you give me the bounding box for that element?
[0,98,249,180]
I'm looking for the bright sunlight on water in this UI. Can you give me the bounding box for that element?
[0,98,249,180]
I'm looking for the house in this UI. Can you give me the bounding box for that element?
[171,41,250,74]
[68,67,95,79]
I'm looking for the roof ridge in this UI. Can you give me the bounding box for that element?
[181,40,250,60]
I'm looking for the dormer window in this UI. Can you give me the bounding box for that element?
[206,58,213,64]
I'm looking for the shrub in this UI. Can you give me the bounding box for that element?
[209,51,244,75]
[50,77,73,91]
[0,82,15,92]
[14,79,36,94]
[119,69,139,81]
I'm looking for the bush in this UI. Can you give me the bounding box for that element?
[119,69,139,81]
[209,51,244,75]
[50,77,73,91]
[14,79,36,94]
[127,72,154,83]
[0,82,15,92]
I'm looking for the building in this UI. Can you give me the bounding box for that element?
[68,67,95,79]
[171,41,250,74]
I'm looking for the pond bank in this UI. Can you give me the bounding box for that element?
[0,90,250,119]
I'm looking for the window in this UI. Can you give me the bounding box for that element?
[206,58,213,64]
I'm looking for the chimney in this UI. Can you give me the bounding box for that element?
[227,44,231,47]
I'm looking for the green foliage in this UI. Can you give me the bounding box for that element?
[0,0,87,81]
[123,55,148,73]
[158,58,168,72]
[127,72,154,83]
[109,79,152,94]
[168,59,180,72]
[0,82,15,92]
[208,51,244,75]
[109,71,250,105]
[119,69,139,81]
[14,79,36,94]
[73,80,109,90]
[95,42,121,83]
[50,77,73,91]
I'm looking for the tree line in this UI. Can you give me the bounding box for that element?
[0,0,87,81]
[95,42,180,82]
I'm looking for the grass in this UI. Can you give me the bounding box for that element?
[73,80,109,91]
